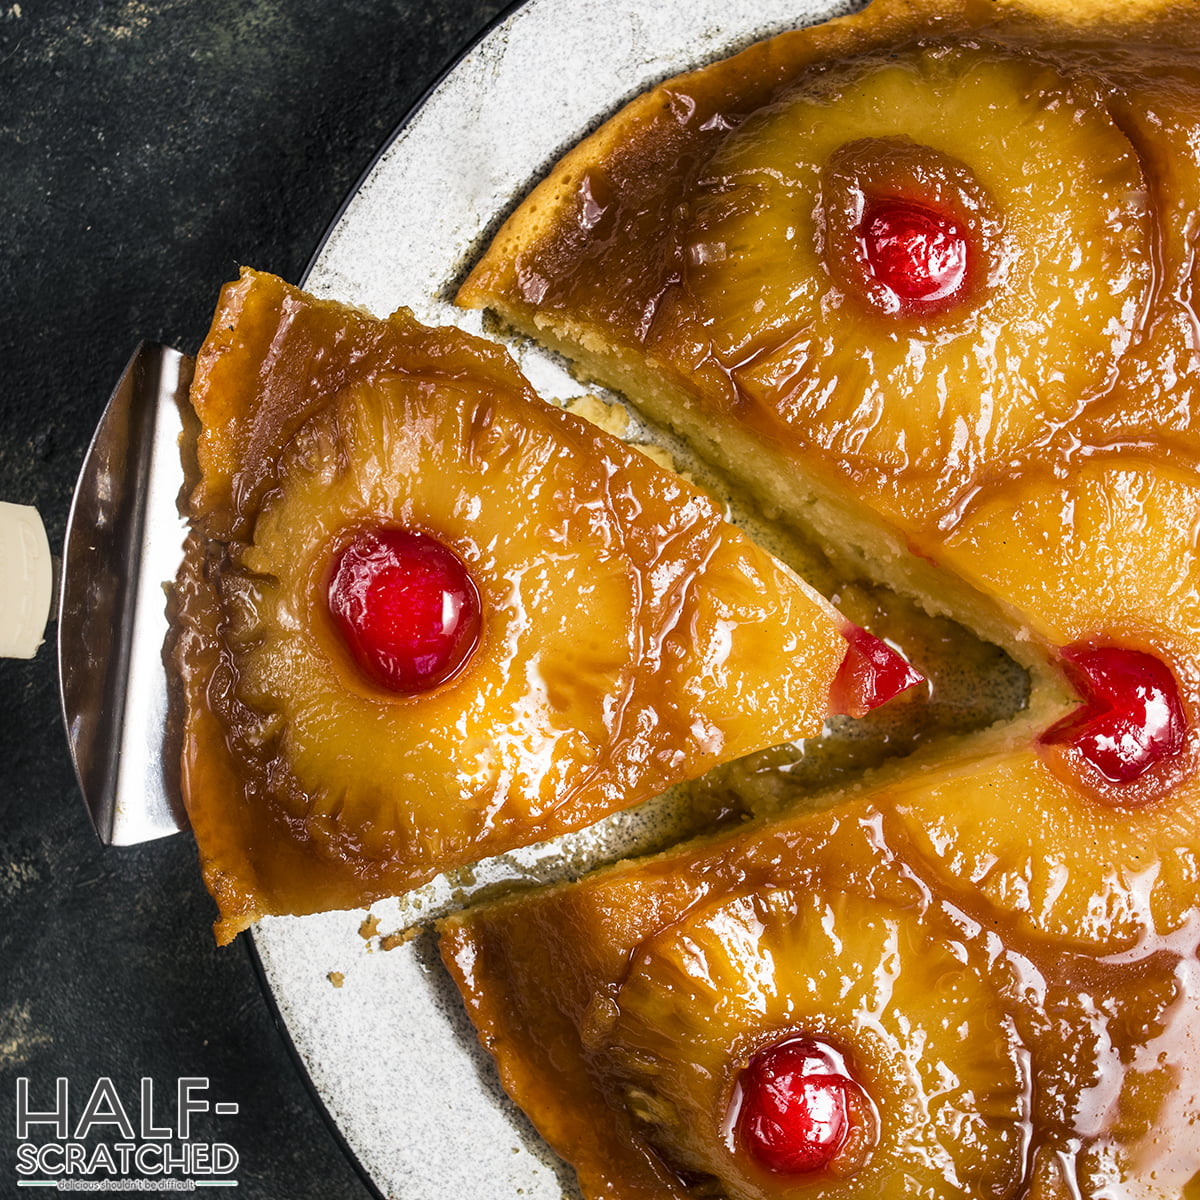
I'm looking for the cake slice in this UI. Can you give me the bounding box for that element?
[174,268,917,943]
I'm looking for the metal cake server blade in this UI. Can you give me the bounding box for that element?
[59,342,194,845]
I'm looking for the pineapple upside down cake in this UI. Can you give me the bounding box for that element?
[438,0,1200,1195]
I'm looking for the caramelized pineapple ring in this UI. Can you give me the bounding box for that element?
[882,746,1200,950]
[1083,64,1200,448]
[942,459,1200,651]
[868,458,1200,947]
[605,884,1029,1199]
[944,457,1200,799]
[226,373,848,868]
[684,44,1150,523]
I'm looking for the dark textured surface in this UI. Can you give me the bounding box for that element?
[0,2,509,1195]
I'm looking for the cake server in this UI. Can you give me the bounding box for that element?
[55,342,194,845]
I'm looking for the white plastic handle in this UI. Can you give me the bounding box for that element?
[0,501,53,658]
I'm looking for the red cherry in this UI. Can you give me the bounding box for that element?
[733,1038,859,1175]
[829,624,924,718]
[327,528,482,695]
[1040,644,1187,785]
[859,198,969,310]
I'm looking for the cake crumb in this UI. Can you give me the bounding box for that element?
[327,971,345,989]
[380,927,419,952]
[632,442,676,472]
[566,394,630,438]
[358,914,381,939]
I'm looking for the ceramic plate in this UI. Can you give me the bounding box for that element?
[252,1,859,1196]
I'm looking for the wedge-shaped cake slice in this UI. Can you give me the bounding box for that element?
[174,268,916,943]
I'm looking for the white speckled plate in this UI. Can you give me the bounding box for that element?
[252,1,858,1196]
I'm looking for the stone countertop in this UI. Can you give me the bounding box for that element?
[0,2,509,1195]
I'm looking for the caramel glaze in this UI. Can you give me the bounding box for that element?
[177,269,854,944]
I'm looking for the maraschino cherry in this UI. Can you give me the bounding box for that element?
[1040,644,1187,785]
[327,527,482,695]
[734,1037,862,1175]
[830,624,925,718]
[858,197,970,313]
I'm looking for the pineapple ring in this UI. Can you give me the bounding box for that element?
[886,457,1200,948]
[942,457,1200,650]
[222,370,846,869]
[883,744,1200,948]
[227,375,634,861]
[604,884,1029,1199]
[682,43,1151,520]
